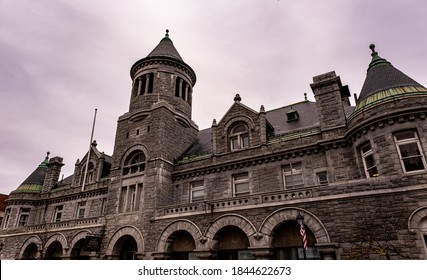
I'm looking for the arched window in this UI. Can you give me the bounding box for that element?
[229,123,249,151]
[123,151,146,176]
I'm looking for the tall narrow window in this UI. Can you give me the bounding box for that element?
[100,197,107,216]
[229,123,249,151]
[191,181,205,202]
[76,201,87,219]
[53,205,64,222]
[360,143,379,178]
[233,173,249,196]
[283,163,304,188]
[119,184,143,213]
[2,208,11,229]
[394,130,426,173]
[17,208,30,227]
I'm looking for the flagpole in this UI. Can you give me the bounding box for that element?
[82,109,97,192]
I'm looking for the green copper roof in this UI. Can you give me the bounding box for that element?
[357,44,425,103]
[11,153,49,194]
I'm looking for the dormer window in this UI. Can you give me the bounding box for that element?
[229,123,249,151]
[286,109,299,122]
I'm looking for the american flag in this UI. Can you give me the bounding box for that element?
[300,223,308,250]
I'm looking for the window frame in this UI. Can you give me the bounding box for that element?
[76,201,87,219]
[282,162,304,189]
[316,171,328,185]
[233,173,250,196]
[229,123,249,151]
[190,181,205,203]
[360,142,379,178]
[17,208,30,227]
[2,208,11,229]
[53,205,64,222]
[394,130,427,174]
[122,151,146,176]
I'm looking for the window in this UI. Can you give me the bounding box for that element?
[17,208,30,227]
[123,151,146,176]
[76,201,86,219]
[360,143,379,178]
[233,173,250,196]
[2,208,11,229]
[100,197,107,216]
[316,171,328,185]
[53,205,64,222]
[119,184,143,213]
[191,181,205,202]
[394,130,426,173]
[229,123,249,151]
[283,163,304,188]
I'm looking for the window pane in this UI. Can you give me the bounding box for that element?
[235,182,249,194]
[231,137,239,150]
[361,144,372,154]
[292,174,304,186]
[364,154,376,169]
[234,173,248,182]
[317,171,328,184]
[367,166,379,177]
[395,130,415,141]
[291,163,302,172]
[232,124,247,133]
[399,143,421,157]
[192,190,204,201]
[241,135,249,148]
[403,157,425,172]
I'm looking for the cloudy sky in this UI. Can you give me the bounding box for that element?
[1,0,426,194]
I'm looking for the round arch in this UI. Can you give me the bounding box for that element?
[259,207,331,246]
[121,144,150,166]
[205,214,257,248]
[65,230,94,259]
[156,219,203,252]
[105,226,144,258]
[18,235,43,259]
[408,206,427,232]
[44,233,67,259]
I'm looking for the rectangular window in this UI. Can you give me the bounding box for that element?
[316,171,328,185]
[191,181,205,202]
[394,130,426,173]
[283,163,304,188]
[119,184,142,213]
[53,205,63,222]
[17,208,30,227]
[2,208,11,229]
[424,234,427,247]
[360,143,379,178]
[76,201,86,219]
[233,173,250,196]
[100,197,107,216]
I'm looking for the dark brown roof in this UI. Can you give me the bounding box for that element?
[147,30,183,61]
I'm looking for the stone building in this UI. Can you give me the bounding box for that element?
[1,31,427,260]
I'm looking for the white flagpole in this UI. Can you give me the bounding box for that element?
[82,109,97,192]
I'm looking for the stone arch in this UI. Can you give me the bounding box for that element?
[224,116,255,135]
[259,207,331,246]
[44,233,67,259]
[105,226,144,257]
[121,144,150,166]
[156,219,203,252]
[65,230,93,258]
[205,214,257,248]
[408,206,427,232]
[18,235,42,259]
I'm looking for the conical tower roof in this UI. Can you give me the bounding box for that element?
[147,29,183,61]
[355,44,427,111]
[11,153,50,194]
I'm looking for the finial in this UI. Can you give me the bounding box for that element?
[369,44,378,57]
[260,105,265,113]
[165,29,169,37]
[234,94,241,102]
[304,93,308,101]
[45,151,50,160]
[92,140,97,147]
[212,119,217,126]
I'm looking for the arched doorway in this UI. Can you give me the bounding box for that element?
[112,235,138,260]
[166,230,196,260]
[44,241,63,260]
[22,243,39,259]
[70,239,90,260]
[213,225,252,260]
[271,220,319,260]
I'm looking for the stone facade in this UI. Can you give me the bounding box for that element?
[1,33,427,260]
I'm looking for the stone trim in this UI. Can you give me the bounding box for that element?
[105,225,145,257]
[155,219,203,252]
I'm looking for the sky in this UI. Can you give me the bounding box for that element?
[1,0,426,195]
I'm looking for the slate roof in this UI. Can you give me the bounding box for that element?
[12,154,49,194]
[358,44,425,102]
[147,30,183,61]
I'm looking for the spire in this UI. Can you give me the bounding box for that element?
[358,44,425,103]
[147,29,184,61]
[11,153,50,194]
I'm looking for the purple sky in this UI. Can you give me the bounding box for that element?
[1,0,426,195]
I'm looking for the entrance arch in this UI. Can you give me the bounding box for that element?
[213,225,251,260]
